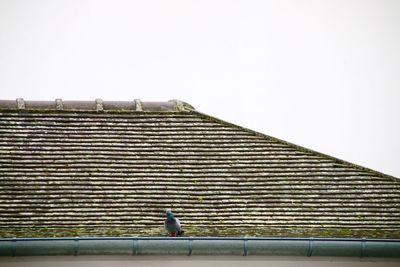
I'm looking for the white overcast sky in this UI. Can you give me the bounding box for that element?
[0,0,399,177]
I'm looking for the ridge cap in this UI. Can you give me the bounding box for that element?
[0,99,195,112]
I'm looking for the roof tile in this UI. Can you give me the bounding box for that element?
[0,100,399,238]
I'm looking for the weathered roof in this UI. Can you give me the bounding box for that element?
[0,99,399,238]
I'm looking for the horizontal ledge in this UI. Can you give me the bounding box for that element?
[0,99,195,112]
[2,215,398,220]
[0,237,399,257]
[2,185,397,190]
[1,221,399,226]
[1,182,395,187]
[2,236,400,242]
[0,192,400,198]
[0,174,384,179]
[2,192,399,197]
[1,205,398,210]
[0,112,198,118]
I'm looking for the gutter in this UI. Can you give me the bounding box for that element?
[1,237,400,258]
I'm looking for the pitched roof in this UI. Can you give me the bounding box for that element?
[0,99,399,238]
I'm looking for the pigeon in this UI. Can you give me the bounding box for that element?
[164,208,184,237]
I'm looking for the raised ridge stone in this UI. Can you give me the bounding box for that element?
[0,99,194,112]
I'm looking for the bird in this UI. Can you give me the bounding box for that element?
[164,208,184,237]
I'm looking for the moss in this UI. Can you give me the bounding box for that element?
[1,226,400,239]
[1,109,399,241]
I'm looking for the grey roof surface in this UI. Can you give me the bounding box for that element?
[0,99,399,238]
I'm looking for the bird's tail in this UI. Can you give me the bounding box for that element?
[177,230,184,236]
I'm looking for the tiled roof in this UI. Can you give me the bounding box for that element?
[0,99,399,238]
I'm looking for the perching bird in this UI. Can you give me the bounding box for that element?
[164,208,184,237]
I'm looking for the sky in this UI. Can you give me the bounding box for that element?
[0,0,399,177]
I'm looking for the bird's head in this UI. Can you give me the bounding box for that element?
[166,208,174,219]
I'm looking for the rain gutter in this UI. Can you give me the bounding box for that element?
[0,237,399,258]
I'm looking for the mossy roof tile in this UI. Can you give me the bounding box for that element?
[0,99,399,238]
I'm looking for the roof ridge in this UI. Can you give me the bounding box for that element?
[189,110,400,182]
[0,99,195,112]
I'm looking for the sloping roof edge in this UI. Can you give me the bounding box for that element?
[190,110,399,182]
[0,97,396,180]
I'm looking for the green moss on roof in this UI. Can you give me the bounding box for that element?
[1,227,400,239]
[0,109,399,238]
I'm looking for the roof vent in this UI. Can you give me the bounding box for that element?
[95,98,104,112]
[55,99,63,110]
[134,99,143,111]
[16,98,25,110]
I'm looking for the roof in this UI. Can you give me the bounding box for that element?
[0,99,399,238]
